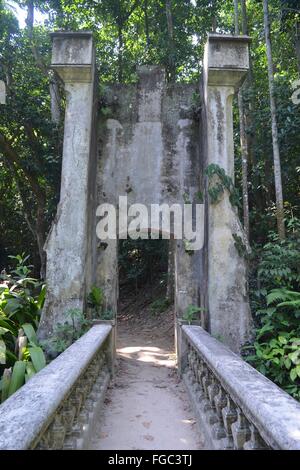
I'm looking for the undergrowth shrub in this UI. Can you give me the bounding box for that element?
[0,254,46,403]
[246,218,300,400]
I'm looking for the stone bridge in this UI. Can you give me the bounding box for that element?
[0,32,300,450]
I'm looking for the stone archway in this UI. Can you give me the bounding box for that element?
[39,31,253,354]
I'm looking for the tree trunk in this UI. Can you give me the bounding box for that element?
[234,0,250,238]
[238,92,250,238]
[165,0,176,81]
[234,0,239,34]
[0,134,47,277]
[240,0,248,36]
[166,239,175,303]
[49,72,61,125]
[144,0,150,49]
[263,0,285,240]
[36,195,47,279]
[211,0,217,32]
[117,23,124,83]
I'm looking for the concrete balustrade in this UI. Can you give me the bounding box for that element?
[180,324,300,450]
[0,324,113,450]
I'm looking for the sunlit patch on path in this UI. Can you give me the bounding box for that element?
[90,324,204,450]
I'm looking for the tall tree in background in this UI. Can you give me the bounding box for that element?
[234,0,250,238]
[165,0,176,81]
[280,0,300,73]
[25,0,61,124]
[1,0,300,275]
[0,0,62,276]
[263,0,285,240]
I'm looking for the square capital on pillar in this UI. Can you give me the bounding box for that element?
[50,31,94,83]
[204,34,251,89]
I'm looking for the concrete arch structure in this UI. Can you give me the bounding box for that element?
[38,31,253,353]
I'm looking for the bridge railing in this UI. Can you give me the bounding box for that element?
[180,324,300,450]
[0,324,114,450]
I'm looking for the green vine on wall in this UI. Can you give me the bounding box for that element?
[232,233,250,260]
[205,164,240,208]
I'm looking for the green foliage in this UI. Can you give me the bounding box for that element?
[87,286,104,315]
[0,0,299,409]
[99,309,114,321]
[150,297,171,315]
[245,289,300,400]
[41,308,92,355]
[257,228,300,291]
[205,164,241,208]
[0,322,46,403]
[246,222,300,400]
[232,234,250,260]
[87,286,114,320]
[182,305,203,325]
[0,254,46,400]
[119,238,168,289]
[249,220,300,313]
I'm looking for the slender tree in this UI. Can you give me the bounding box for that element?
[263,0,285,239]
[296,21,300,73]
[165,0,176,81]
[234,0,250,238]
[144,0,150,49]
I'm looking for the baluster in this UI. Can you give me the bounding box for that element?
[221,395,237,448]
[40,413,66,450]
[69,388,83,418]
[191,354,200,394]
[206,374,219,425]
[231,407,251,450]
[243,424,268,450]
[187,347,196,383]
[195,358,205,401]
[212,384,227,440]
[35,430,51,450]
[201,364,213,413]
[61,400,76,434]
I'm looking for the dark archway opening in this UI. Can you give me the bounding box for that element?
[117,235,176,356]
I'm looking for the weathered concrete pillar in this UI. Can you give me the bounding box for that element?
[39,32,96,338]
[203,34,253,352]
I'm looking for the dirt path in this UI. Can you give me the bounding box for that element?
[90,315,204,450]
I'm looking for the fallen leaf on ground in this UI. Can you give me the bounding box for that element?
[142,421,152,429]
[143,434,154,441]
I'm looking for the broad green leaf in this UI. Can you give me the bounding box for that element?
[22,323,38,346]
[284,358,292,369]
[36,284,46,309]
[0,339,6,364]
[0,326,9,336]
[0,318,17,336]
[29,347,46,372]
[289,351,300,365]
[25,361,36,381]
[1,368,11,403]
[278,336,287,345]
[290,368,298,382]
[8,361,26,397]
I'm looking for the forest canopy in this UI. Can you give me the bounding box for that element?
[0,0,299,274]
[0,0,300,399]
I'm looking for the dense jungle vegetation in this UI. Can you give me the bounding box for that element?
[0,0,299,401]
